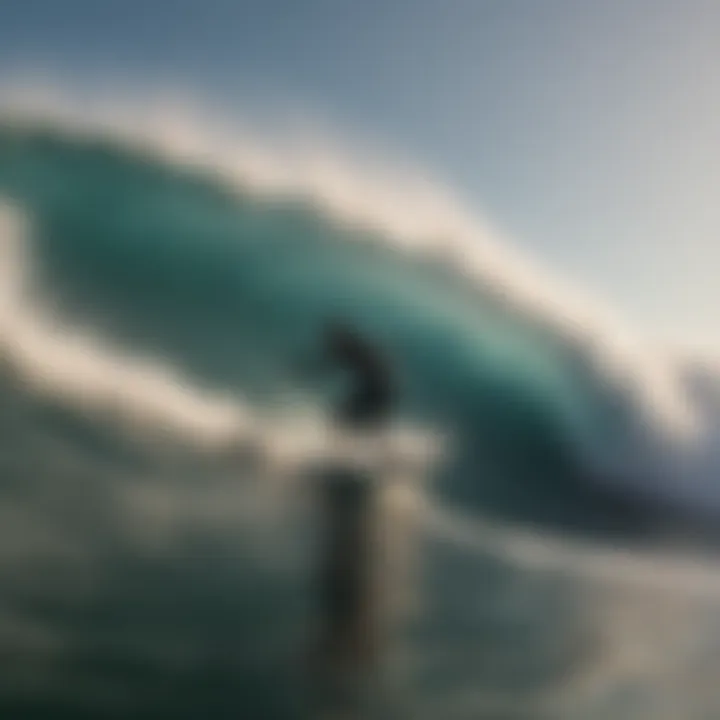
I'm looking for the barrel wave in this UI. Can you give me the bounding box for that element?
[1,99,720,719]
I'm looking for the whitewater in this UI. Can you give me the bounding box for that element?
[1,84,720,718]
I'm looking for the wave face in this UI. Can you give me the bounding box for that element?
[2,107,720,718]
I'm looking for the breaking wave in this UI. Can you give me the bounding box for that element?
[1,86,720,718]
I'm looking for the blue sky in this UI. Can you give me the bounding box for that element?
[2,0,720,347]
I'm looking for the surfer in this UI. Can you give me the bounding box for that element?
[321,319,395,429]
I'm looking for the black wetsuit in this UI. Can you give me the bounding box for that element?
[323,323,394,428]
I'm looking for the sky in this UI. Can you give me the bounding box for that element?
[2,0,720,348]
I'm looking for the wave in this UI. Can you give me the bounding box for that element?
[0,81,694,432]
[1,83,720,719]
[0,85,717,518]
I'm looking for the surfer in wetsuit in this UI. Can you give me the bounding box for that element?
[321,319,395,429]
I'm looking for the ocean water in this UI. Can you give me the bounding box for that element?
[1,95,720,718]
